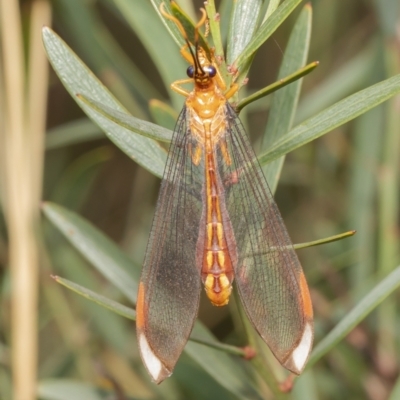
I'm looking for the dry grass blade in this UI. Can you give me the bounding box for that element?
[0,0,51,399]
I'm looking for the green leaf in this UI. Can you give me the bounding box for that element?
[77,94,172,144]
[233,0,302,70]
[170,0,210,53]
[236,61,319,112]
[42,27,167,178]
[186,322,265,400]
[42,202,138,304]
[226,0,263,65]
[150,0,187,49]
[51,146,112,210]
[53,0,161,111]
[308,265,400,367]
[293,231,356,250]
[292,370,319,400]
[149,99,179,131]
[218,0,234,46]
[53,276,136,320]
[261,3,312,193]
[263,0,280,22]
[46,119,103,150]
[258,73,400,166]
[204,1,227,79]
[295,43,377,123]
[388,375,400,400]
[37,380,103,400]
[375,0,400,37]
[347,106,383,296]
[113,0,187,108]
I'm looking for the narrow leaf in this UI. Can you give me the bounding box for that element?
[78,94,172,143]
[186,323,264,400]
[204,0,227,79]
[389,376,400,400]
[149,99,179,130]
[258,73,400,166]
[150,0,187,48]
[54,0,161,109]
[170,0,210,53]
[233,0,302,70]
[261,4,312,192]
[37,380,102,400]
[42,27,167,178]
[46,119,103,150]
[237,61,318,112]
[42,202,138,304]
[294,230,356,250]
[263,0,280,22]
[227,0,263,65]
[114,0,186,108]
[308,266,400,367]
[53,275,135,320]
[295,43,377,123]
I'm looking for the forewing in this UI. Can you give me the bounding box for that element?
[136,107,203,383]
[220,104,313,374]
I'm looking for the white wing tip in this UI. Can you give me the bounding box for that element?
[290,322,313,373]
[139,333,171,384]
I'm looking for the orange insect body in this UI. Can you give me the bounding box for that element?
[184,51,236,306]
[136,3,314,384]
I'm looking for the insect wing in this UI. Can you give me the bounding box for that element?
[221,104,313,374]
[136,108,203,383]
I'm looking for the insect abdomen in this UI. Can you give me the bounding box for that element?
[201,148,234,306]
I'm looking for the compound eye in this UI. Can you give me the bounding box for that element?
[204,65,217,77]
[187,65,194,78]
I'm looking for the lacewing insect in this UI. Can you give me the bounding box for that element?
[136,3,313,384]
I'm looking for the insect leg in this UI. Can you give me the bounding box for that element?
[224,83,239,100]
[170,78,192,97]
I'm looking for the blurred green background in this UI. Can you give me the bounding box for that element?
[0,0,399,399]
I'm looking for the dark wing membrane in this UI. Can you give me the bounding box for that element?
[219,104,313,373]
[136,107,203,383]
